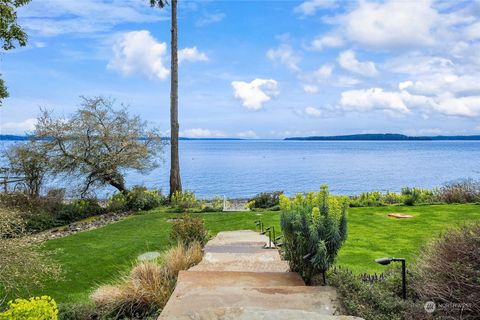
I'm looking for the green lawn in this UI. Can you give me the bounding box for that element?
[35,204,480,304]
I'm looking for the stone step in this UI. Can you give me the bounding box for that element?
[160,307,363,320]
[202,250,283,263]
[160,285,343,319]
[206,230,270,246]
[176,271,305,289]
[189,260,290,272]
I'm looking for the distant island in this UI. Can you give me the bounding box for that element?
[285,133,480,141]
[0,135,32,141]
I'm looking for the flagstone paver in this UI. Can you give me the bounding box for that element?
[159,230,362,319]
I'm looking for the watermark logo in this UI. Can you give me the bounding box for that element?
[424,301,436,313]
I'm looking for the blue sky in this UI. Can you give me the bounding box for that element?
[0,0,479,138]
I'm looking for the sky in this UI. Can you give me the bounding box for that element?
[0,0,479,138]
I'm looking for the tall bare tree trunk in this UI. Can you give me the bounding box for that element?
[169,0,182,198]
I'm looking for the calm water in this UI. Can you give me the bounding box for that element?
[128,140,480,198]
[2,140,480,198]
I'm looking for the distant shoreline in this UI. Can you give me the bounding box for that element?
[285,133,480,141]
[2,133,480,141]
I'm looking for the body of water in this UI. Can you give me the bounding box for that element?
[128,140,480,198]
[2,140,480,198]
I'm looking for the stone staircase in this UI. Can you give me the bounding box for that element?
[159,230,362,319]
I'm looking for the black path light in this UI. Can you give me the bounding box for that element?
[274,234,283,246]
[375,257,407,299]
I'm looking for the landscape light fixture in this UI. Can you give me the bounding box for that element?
[375,257,407,299]
[274,235,283,246]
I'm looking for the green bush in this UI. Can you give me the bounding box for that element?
[107,192,128,212]
[24,212,61,233]
[349,189,439,207]
[57,198,105,223]
[0,190,107,232]
[200,196,225,212]
[170,191,198,211]
[280,186,348,284]
[58,302,98,320]
[329,268,408,320]
[0,296,58,320]
[107,187,165,212]
[400,187,437,206]
[249,191,283,209]
[349,191,387,207]
[0,191,64,215]
[126,187,165,211]
[170,214,209,247]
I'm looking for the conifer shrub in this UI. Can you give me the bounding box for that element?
[279,185,348,284]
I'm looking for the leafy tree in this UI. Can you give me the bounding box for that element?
[3,141,49,197]
[0,0,31,105]
[149,0,182,198]
[35,96,164,196]
[280,185,348,284]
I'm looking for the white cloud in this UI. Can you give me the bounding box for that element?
[303,84,319,94]
[0,118,37,134]
[340,88,428,114]
[178,47,208,64]
[340,84,480,118]
[108,30,169,80]
[314,64,334,79]
[299,64,335,93]
[231,79,279,110]
[237,130,257,138]
[34,41,46,48]
[336,76,361,87]
[195,12,226,27]
[181,128,225,138]
[405,74,480,96]
[294,0,336,16]
[266,44,300,72]
[386,55,455,75]
[338,50,378,77]
[432,95,480,117]
[342,0,437,50]
[399,81,413,90]
[304,106,322,117]
[310,35,344,51]
[465,21,480,40]
[18,0,164,36]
